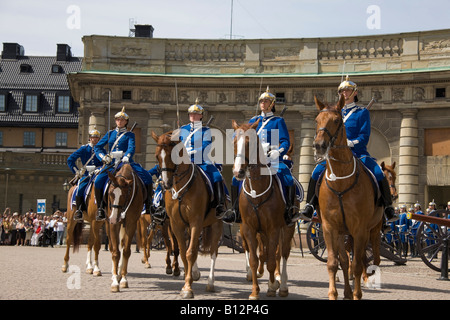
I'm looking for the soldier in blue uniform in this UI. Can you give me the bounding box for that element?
[67,128,103,221]
[409,202,423,257]
[147,164,166,223]
[222,87,297,225]
[178,100,226,217]
[299,76,399,225]
[93,107,153,221]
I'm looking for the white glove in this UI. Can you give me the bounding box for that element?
[347,139,355,148]
[186,147,197,155]
[122,156,129,163]
[94,169,100,175]
[268,149,280,160]
[102,154,112,164]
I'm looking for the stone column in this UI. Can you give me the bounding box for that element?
[145,107,164,169]
[298,111,317,205]
[398,109,419,205]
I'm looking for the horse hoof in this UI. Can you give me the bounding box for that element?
[93,271,102,277]
[120,280,128,288]
[173,269,181,277]
[111,285,120,293]
[248,294,259,300]
[144,263,151,269]
[206,284,215,292]
[180,290,194,299]
[166,267,173,275]
[266,290,276,297]
[246,274,252,282]
[86,268,93,275]
[279,289,289,297]
[192,271,201,281]
[257,272,264,279]
[61,266,68,273]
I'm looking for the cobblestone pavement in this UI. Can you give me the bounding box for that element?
[1,244,448,303]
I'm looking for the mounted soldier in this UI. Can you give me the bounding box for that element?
[93,106,153,221]
[177,99,226,218]
[222,87,298,225]
[299,76,399,226]
[67,127,103,221]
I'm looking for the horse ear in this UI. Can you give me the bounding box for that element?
[250,118,260,130]
[314,96,326,111]
[336,94,345,112]
[232,120,240,130]
[392,161,396,169]
[151,131,159,143]
[107,171,116,184]
[380,161,385,169]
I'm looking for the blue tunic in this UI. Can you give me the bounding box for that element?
[94,128,152,190]
[179,122,223,184]
[233,112,293,187]
[312,103,384,182]
[67,143,102,197]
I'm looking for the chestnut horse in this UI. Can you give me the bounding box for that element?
[381,161,398,201]
[232,120,295,300]
[106,163,145,292]
[62,179,104,276]
[151,130,223,299]
[137,213,180,276]
[313,95,383,300]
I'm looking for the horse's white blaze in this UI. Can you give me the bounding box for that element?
[160,149,169,184]
[110,188,122,224]
[233,134,246,175]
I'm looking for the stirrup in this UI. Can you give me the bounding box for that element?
[298,204,314,222]
[73,210,83,221]
[96,208,106,221]
[221,209,237,224]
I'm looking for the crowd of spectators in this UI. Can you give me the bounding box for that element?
[0,207,67,247]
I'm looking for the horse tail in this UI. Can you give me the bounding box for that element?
[200,226,213,255]
[72,223,83,253]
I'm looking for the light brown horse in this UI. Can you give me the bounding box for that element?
[232,120,295,300]
[313,95,383,300]
[151,130,223,299]
[381,161,398,201]
[62,180,104,276]
[137,213,180,276]
[106,163,145,292]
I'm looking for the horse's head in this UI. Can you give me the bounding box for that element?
[107,164,133,224]
[313,95,346,159]
[231,119,267,180]
[381,161,398,201]
[152,130,189,189]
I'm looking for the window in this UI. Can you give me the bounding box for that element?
[24,131,36,146]
[424,128,450,156]
[56,132,68,147]
[20,64,32,73]
[57,95,71,113]
[275,92,286,103]
[52,64,62,73]
[0,132,3,146]
[122,90,132,100]
[0,94,6,112]
[435,88,446,98]
[24,94,38,112]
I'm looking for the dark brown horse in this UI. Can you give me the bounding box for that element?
[137,213,180,276]
[151,130,223,299]
[232,120,295,300]
[313,95,383,300]
[62,179,104,276]
[106,163,145,292]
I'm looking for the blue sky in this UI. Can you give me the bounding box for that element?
[1,0,449,57]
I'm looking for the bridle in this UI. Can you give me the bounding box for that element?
[109,172,136,221]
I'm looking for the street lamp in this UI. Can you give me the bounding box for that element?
[62,179,70,192]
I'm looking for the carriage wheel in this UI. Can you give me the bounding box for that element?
[151,229,166,250]
[379,232,407,265]
[416,210,450,273]
[306,222,328,263]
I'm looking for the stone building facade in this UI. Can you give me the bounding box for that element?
[68,27,450,210]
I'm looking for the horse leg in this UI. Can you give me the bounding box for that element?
[92,222,103,276]
[61,219,75,273]
[181,226,202,298]
[364,219,382,287]
[323,227,340,300]
[338,236,352,300]
[241,224,260,300]
[206,221,222,293]
[143,226,153,269]
[161,224,173,274]
[86,239,94,274]
[351,234,369,300]
[257,234,265,278]
[266,231,281,297]
[170,230,181,277]
[119,223,137,289]
[109,224,121,293]
[171,221,191,297]
[278,225,295,297]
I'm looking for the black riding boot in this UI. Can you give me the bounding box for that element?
[145,184,153,214]
[299,177,318,221]
[214,181,226,218]
[221,185,241,224]
[284,185,298,226]
[152,197,166,224]
[74,196,84,221]
[95,187,106,221]
[380,177,399,223]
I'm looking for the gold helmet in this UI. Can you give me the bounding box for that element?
[258,86,276,108]
[414,201,421,208]
[88,126,101,138]
[115,106,129,120]
[187,98,204,115]
[338,75,358,93]
[428,199,436,207]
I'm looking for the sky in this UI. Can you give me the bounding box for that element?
[1,0,450,57]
